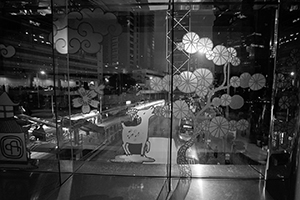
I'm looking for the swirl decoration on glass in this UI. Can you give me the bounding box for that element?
[0,44,16,58]
[51,8,122,54]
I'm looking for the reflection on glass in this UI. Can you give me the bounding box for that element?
[1,1,295,179]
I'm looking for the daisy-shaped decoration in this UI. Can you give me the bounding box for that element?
[195,85,208,98]
[220,94,232,106]
[236,119,249,131]
[162,75,171,91]
[153,106,163,116]
[205,50,215,60]
[276,73,285,88]
[249,73,266,91]
[209,116,229,138]
[200,119,210,131]
[229,120,238,131]
[182,32,200,54]
[161,104,172,118]
[173,74,182,90]
[173,100,190,119]
[212,45,230,66]
[278,96,290,109]
[240,72,251,88]
[178,71,198,93]
[230,76,240,88]
[150,77,163,91]
[177,42,185,51]
[227,47,237,62]
[197,37,213,54]
[72,87,99,114]
[89,82,105,95]
[231,57,241,66]
[193,68,214,87]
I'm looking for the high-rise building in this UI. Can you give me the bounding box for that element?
[102,11,155,73]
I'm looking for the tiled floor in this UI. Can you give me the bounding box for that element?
[0,160,277,200]
[0,135,274,200]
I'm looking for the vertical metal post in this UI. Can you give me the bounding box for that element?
[97,46,103,124]
[265,2,280,179]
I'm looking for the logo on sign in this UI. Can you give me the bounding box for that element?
[0,136,24,159]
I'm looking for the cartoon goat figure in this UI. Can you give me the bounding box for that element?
[121,106,154,156]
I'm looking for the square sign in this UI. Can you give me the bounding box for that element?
[0,133,27,162]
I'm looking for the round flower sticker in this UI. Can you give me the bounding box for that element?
[72,87,99,114]
[182,32,200,54]
[173,74,182,90]
[197,37,213,54]
[212,45,230,66]
[162,75,171,91]
[178,71,198,93]
[249,73,266,91]
[209,116,229,138]
[173,100,190,119]
[193,68,214,87]
[230,76,240,88]
[150,77,163,91]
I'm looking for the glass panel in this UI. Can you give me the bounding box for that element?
[1,0,289,199]
[0,1,61,198]
[51,1,172,183]
[265,4,300,200]
[168,1,277,167]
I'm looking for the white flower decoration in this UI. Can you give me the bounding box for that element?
[72,87,99,114]
[89,82,105,95]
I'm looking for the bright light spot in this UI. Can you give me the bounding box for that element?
[291,72,295,76]
[126,100,131,105]
[40,70,46,75]
[198,49,206,54]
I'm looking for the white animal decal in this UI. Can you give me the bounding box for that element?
[121,106,154,156]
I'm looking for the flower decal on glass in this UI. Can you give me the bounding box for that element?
[178,71,198,93]
[209,116,229,138]
[220,94,232,106]
[173,100,190,119]
[230,76,240,88]
[162,75,171,91]
[173,74,182,90]
[212,45,230,66]
[231,57,240,66]
[90,82,105,95]
[150,77,163,91]
[236,119,249,131]
[195,85,208,98]
[249,73,266,91]
[182,32,200,54]
[72,87,99,114]
[177,42,185,51]
[193,68,214,87]
[205,50,215,60]
[197,37,213,53]
[240,72,251,88]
